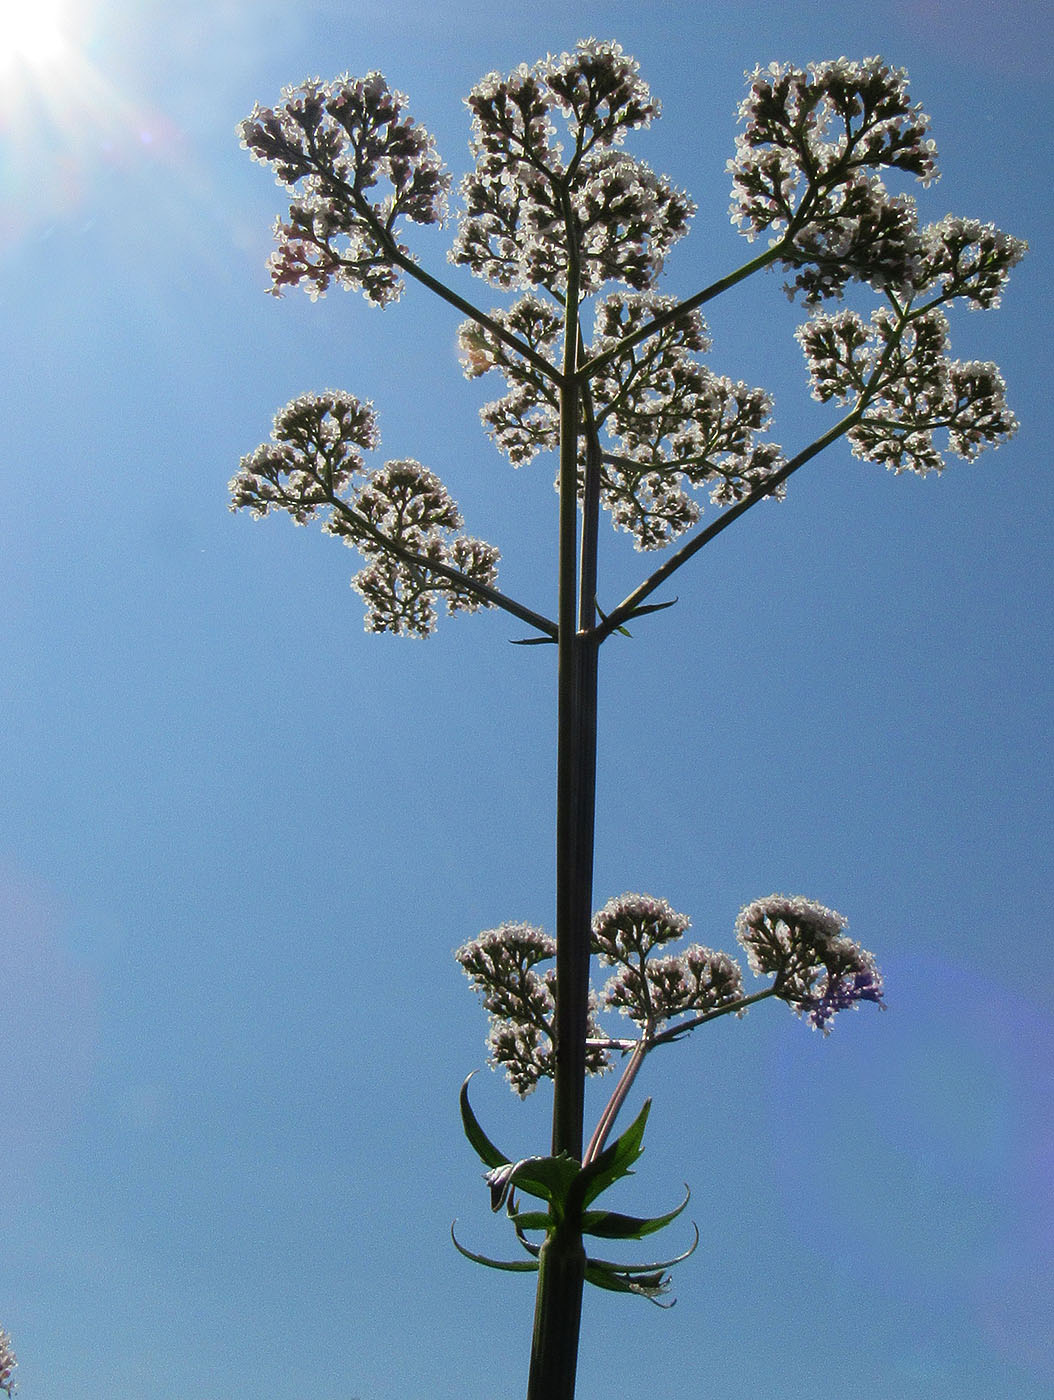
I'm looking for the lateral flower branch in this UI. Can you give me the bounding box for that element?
[234,40,1023,1400]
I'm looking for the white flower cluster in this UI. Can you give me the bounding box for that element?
[0,1328,14,1398]
[239,73,449,303]
[735,894,884,1034]
[592,893,743,1029]
[451,39,693,296]
[729,57,938,302]
[229,393,499,636]
[458,891,884,1094]
[911,216,1027,310]
[455,923,609,1096]
[458,295,563,464]
[797,305,1018,474]
[460,291,785,549]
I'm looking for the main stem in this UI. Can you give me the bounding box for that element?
[526,254,599,1400]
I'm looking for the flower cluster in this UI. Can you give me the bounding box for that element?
[593,893,744,1028]
[239,73,449,302]
[458,295,563,464]
[451,39,693,296]
[229,392,499,636]
[797,305,1018,474]
[735,895,884,1033]
[911,215,1027,310]
[458,892,884,1088]
[461,291,785,548]
[588,294,785,547]
[729,57,938,302]
[455,923,610,1096]
[0,1328,15,1397]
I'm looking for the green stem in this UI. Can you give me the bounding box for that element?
[527,205,597,1400]
[585,987,780,1163]
[648,985,778,1049]
[583,1035,650,1165]
[387,244,565,387]
[526,1225,587,1400]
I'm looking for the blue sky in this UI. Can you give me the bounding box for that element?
[0,1,1050,1397]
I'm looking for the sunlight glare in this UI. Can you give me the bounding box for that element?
[0,0,66,70]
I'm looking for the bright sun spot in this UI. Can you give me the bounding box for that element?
[0,0,66,70]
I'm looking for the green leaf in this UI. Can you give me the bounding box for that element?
[505,1209,551,1234]
[578,1098,652,1208]
[504,1153,581,1207]
[459,1074,510,1171]
[450,1224,540,1274]
[581,1185,690,1240]
[509,635,557,645]
[584,1260,673,1303]
[587,1223,700,1277]
[627,597,678,620]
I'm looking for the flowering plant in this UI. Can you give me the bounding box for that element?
[235,40,1022,1400]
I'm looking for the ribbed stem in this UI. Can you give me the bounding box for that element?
[526,219,597,1400]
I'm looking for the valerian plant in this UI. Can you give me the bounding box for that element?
[233,41,1023,1400]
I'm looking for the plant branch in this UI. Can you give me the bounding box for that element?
[325,494,558,638]
[594,405,865,642]
[583,1035,650,1166]
[306,156,566,387]
[386,242,565,387]
[576,241,787,383]
[648,986,778,1048]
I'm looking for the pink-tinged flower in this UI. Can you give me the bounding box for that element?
[239,72,449,303]
[913,217,1027,310]
[230,395,499,637]
[591,892,692,963]
[455,923,609,1094]
[451,40,693,296]
[461,290,784,548]
[603,944,744,1028]
[735,895,884,1034]
[728,58,938,301]
[796,305,1019,475]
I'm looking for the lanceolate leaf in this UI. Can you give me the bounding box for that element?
[450,1225,540,1274]
[459,1074,510,1171]
[506,1209,551,1234]
[507,1154,581,1206]
[578,1098,652,1208]
[626,596,679,620]
[587,1223,700,1277]
[581,1184,690,1240]
[584,1261,672,1303]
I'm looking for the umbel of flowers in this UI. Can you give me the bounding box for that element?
[235,38,1023,1400]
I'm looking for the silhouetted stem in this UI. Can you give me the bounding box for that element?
[595,408,864,641]
[325,493,558,638]
[527,208,596,1400]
